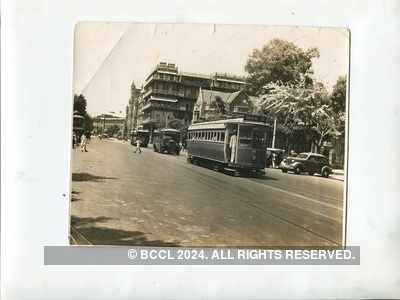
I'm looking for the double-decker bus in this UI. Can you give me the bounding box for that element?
[186,117,269,175]
[130,129,150,147]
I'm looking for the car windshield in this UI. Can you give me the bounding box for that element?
[164,134,179,142]
[297,153,309,159]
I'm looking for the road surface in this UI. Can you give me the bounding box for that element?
[70,138,345,247]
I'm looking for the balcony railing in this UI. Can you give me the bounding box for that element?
[142,101,189,112]
[142,117,156,124]
[143,88,186,99]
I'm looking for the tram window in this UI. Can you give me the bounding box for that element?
[253,129,266,147]
[220,132,225,142]
[239,126,252,145]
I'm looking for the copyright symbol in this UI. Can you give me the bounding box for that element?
[128,249,138,260]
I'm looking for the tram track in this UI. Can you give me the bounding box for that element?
[160,155,342,246]
[71,140,344,247]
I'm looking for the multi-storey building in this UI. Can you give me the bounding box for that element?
[125,82,142,137]
[137,62,248,135]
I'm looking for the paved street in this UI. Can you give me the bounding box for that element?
[70,138,344,247]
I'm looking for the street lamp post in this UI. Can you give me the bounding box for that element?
[272,117,277,148]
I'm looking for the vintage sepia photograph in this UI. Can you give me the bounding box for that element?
[70,23,349,247]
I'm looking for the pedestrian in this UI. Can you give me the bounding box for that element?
[134,139,142,154]
[72,132,76,149]
[229,130,238,163]
[80,133,88,152]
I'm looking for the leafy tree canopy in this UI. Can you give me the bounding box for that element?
[331,76,347,114]
[73,94,87,115]
[73,94,93,134]
[261,80,337,151]
[245,39,319,95]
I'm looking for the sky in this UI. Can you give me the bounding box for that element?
[73,23,349,117]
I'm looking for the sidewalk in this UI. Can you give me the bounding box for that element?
[330,169,345,181]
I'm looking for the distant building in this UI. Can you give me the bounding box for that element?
[137,62,248,135]
[193,89,261,122]
[93,114,125,135]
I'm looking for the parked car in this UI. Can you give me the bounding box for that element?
[279,152,332,177]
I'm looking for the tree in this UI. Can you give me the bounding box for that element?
[73,94,87,115]
[106,125,121,137]
[245,39,319,95]
[73,94,93,135]
[261,80,337,152]
[331,76,347,114]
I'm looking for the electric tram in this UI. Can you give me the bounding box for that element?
[186,116,269,174]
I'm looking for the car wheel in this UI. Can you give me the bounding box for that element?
[294,166,301,174]
[322,169,330,178]
[282,169,288,173]
[308,171,314,176]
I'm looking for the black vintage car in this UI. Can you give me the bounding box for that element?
[279,152,332,177]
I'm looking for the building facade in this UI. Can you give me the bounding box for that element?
[136,62,248,135]
[93,114,126,136]
[125,82,142,137]
[193,89,261,122]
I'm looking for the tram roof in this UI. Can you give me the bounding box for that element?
[188,118,269,130]
[154,128,181,133]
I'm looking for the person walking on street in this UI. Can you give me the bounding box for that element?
[134,139,142,154]
[72,132,77,149]
[80,133,88,152]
